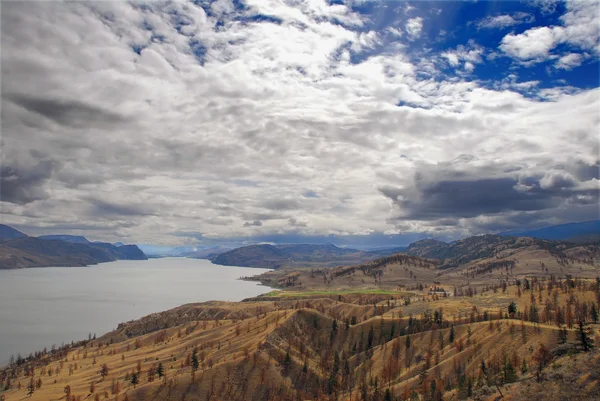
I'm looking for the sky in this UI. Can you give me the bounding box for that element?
[1,0,599,247]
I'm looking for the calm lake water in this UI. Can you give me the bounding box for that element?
[0,258,271,364]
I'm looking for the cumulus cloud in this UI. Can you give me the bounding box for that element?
[405,17,423,39]
[0,1,598,245]
[243,220,263,227]
[478,12,535,30]
[441,40,484,72]
[500,26,558,61]
[555,53,584,70]
[499,0,599,64]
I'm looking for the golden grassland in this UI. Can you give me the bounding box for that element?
[2,275,599,401]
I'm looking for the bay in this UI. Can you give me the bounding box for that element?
[0,258,271,364]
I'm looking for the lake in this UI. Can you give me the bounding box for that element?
[0,258,272,364]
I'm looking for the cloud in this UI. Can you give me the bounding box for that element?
[0,1,598,245]
[499,26,558,61]
[441,41,484,72]
[380,156,600,233]
[288,218,308,227]
[405,17,423,39]
[499,1,599,64]
[243,220,263,227]
[0,160,56,205]
[478,12,535,30]
[555,53,584,70]
[6,93,128,129]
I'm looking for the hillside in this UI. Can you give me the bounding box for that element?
[1,281,598,401]
[245,236,600,294]
[212,243,407,269]
[404,234,600,273]
[0,224,27,240]
[0,237,147,269]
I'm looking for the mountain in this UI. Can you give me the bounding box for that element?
[402,234,600,277]
[113,242,125,247]
[211,243,404,269]
[498,220,600,241]
[0,224,27,240]
[0,237,147,269]
[38,234,90,244]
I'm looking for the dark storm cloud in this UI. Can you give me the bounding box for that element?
[87,199,157,217]
[243,220,263,227]
[261,198,301,211]
[6,93,129,129]
[0,160,56,204]
[381,161,600,225]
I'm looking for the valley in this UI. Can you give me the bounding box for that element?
[1,235,599,401]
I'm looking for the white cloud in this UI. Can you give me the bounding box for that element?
[555,52,584,70]
[500,26,559,61]
[405,17,423,39]
[478,12,535,29]
[441,41,484,72]
[0,1,598,244]
[499,0,599,63]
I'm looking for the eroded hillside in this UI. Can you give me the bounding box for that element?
[2,278,599,401]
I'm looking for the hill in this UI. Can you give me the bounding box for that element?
[38,235,91,244]
[0,237,147,269]
[0,224,27,240]
[404,234,600,272]
[498,220,600,241]
[1,281,598,401]
[247,236,600,292]
[212,243,407,269]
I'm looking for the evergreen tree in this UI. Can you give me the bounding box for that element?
[405,334,411,349]
[327,353,340,394]
[508,301,517,316]
[384,388,392,401]
[191,349,199,372]
[521,359,528,374]
[283,351,292,374]
[27,378,35,396]
[449,325,455,343]
[157,362,164,378]
[367,325,374,349]
[558,326,568,344]
[331,319,338,342]
[503,360,517,383]
[130,372,139,388]
[578,320,594,352]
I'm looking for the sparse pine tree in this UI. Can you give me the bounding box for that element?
[191,349,199,372]
[578,320,594,352]
[521,359,528,374]
[449,324,455,343]
[130,372,139,388]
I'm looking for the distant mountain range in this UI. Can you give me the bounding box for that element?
[498,220,600,241]
[0,225,146,269]
[403,233,600,272]
[0,219,596,270]
[211,243,407,269]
